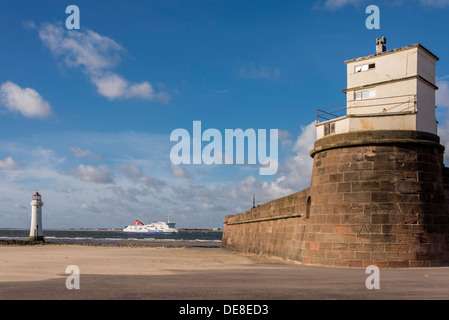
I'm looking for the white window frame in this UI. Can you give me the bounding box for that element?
[354,63,375,73]
[355,89,376,100]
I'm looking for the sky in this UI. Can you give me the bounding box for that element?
[1,0,449,229]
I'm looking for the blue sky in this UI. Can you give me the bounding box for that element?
[1,0,449,228]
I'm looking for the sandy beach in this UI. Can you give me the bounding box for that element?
[2,243,449,301]
[0,244,257,282]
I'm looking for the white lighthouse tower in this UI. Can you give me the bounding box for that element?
[29,192,44,241]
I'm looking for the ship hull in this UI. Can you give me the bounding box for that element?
[123,220,178,234]
[123,230,178,234]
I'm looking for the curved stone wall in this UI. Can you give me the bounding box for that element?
[304,130,449,267]
[222,130,449,267]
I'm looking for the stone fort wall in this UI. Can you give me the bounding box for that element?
[222,189,310,262]
[221,130,449,267]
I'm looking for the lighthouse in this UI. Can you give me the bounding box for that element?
[29,192,44,242]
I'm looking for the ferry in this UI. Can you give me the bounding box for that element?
[123,220,178,234]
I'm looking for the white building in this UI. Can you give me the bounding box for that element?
[29,192,45,241]
[316,38,439,139]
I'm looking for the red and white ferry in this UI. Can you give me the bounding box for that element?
[123,220,178,234]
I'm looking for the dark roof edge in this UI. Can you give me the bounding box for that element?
[345,43,439,64]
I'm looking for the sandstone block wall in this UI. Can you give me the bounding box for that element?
[222,189,310,261]
[444,167,449,199]
[304,130,449,267]
[222,130,449,268]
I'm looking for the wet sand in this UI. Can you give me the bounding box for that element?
[2,244,449,300]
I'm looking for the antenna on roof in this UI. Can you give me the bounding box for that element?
[376,37,387,53]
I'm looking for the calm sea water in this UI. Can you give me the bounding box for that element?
[0,229,222,244]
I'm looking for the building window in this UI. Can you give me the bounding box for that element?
[355,89,376,100]
[354,63,375,73]
[324,122,335,136]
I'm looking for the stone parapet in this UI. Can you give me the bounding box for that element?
[222,189,310,261]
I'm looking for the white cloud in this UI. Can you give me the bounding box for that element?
[0,126,318,228]
[0,81,52,118]
[116,163,165,188]
[0,133,171,227]
[92,74,127,100]
[38,23,122,75]
[37,23,169,102]
[115,163,144,178]
[439,120,449,164]
[436,81,449,164]
[314,0,365,10]
[238,64,280,80]
[170,163,192,178]
[165,123,317,219]
[22,20,36,30]
[70,146,103,161]
[0,157,21,170]
[437,81,449,108]
[125,81,154,100]
[292,121,317,156]
[315,0,449,9]
[326,0,364,9]
[80,203,101,213]
[12,203,26,209]
[278,129,293,148]
[267,121,316,194]
[188,122,317,213]
[69,164,114,184]
[420,0,449,7]
[92,73,169,102]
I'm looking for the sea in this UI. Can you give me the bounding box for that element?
[0,228,223,245]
